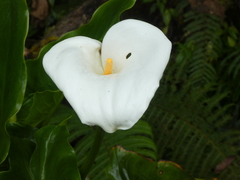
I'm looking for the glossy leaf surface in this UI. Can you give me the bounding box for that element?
[17,91,63,126]
[106,146,195,180]
[0,136,35,179]
[0,0,28,163]
[106,146,217,180]
[30,125,81,180]
[62,0,137,40]
[26,0,136,93]
[0,123,36,179]
[65,102,157,179]
[6,122,37,141]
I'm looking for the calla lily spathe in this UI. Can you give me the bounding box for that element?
[43,19,172,133]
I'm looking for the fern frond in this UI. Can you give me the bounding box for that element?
[144,0,240,179]
[218,43,240,101]
[221,44,240,78]
[182,11,223,88]
[65,105,157,180]
[144,88,238,179]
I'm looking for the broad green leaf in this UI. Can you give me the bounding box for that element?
[6,122,37,141]
[0,137,35,180]
[0,123,36,174]
[66,103,157,179]
[17,91,63,127]
[0,0,28,163]
[62,0,137,40]
[26,0,136,93]
[0,123,36,179]
[157,161,195,180]
[30,125,81,180]
[106,146,195,180]
[0,134,35,179]
[48,104,74,125]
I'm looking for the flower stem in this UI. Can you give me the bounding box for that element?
[79,126,105,179]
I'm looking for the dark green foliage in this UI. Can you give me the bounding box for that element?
[65,104,158,180]
[106,146,195,180]
[0,0,28,164]
[145,84,239,179]
[142,0,240,179]
[2,0,240,179]
[183,12,220,88]
[219,44,240,102]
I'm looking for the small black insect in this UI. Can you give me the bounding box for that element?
[126,53,132,59]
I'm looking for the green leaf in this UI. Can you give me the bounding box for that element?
[62,0,136,41]
[30,125,81,180]
[48,104,74,125]
[142,0,155,3]
[66,104,157,179]
[228,26,239,40]
[0,0,28,163]
[163,9,172,26]
[0,136,35,180]
[157,161,194,180]
[26,0,136,93]
[6,122,37,141]
[106,146,195,180]
[17,91,63,127]
[0,123,36,179]
[227,36,236,47]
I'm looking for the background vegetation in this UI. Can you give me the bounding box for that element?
[142,0,240,179]
[22,0,240,179]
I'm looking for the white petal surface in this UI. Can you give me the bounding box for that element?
[43,19,172,133]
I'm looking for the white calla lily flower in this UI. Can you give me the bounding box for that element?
[43,19,172,133]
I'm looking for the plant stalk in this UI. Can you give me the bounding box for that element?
[79,126,105,179]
